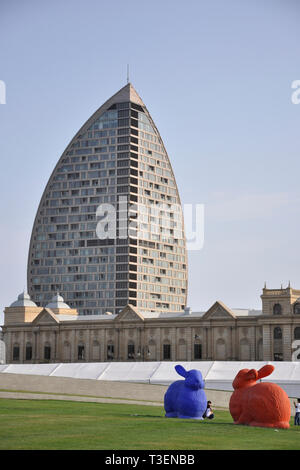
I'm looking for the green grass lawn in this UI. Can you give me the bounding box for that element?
[0,398,299,450]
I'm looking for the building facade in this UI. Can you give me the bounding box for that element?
[3,286,300,364]
[27,83,187,316]
[0,331,5,364]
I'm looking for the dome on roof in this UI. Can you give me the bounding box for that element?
[10,291,37,307]
[45,293,70,309]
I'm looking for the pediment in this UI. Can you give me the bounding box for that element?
[115,304,144,322]
[202,301,236,320]
[32,308,59,325]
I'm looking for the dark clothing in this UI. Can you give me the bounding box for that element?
[203,407,214,419]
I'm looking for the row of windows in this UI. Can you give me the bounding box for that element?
[13,329,300,362]
[273,303,300,315]
[12,342,202,362]
[273,326,300,339]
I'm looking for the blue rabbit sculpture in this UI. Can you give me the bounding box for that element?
[164,365,207,419]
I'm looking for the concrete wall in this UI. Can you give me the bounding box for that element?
[0,373,297,410]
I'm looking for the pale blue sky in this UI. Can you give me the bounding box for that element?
[0,0,300,325]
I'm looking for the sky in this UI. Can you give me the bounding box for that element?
[0,0,300,326]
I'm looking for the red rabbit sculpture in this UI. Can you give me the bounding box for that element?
[229,364,291,429]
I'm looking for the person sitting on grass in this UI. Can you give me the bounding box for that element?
[203,401,214,420]
[294,399,300,425]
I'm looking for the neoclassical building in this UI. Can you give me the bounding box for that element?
[2,285,300,364]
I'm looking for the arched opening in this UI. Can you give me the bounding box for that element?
[77,343,85,361]
[274,327,282,339]
[273,327,283,361]
[12,344,20,361]
[107,342,114,361]
[63,341,71,362]
[178,339,187,361]
[92,340,100,361]
[257,338,263,361]
[163,342,171,360]
[273,303,282,315]
[25,342,32,361]
[294,303,300,315]
[294,327,300,340]
[127,341,135,360]
[216,338,226,360]
[240,338,251,361]
[44,343,51,361]
[194,342,202,360]
[148,339,156,360]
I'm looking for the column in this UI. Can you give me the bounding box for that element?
[33,328,39,363]
[115,328,120,361]
[249,326,256,361]
[187,327,192,361]
[4,330,11,363]
[157,327,161,361]
[85,329,90,362]
[262,324,272,360]
[282,323,292,361]
[21,330,25,363]
[229,326,233,360]
[204,327,208,360]
[71,329,76,362]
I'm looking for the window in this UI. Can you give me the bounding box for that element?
[294,303,300,315]
[194,343,202,360]
[13,345,20,361]
[26,343,32,361]
[107,343,114,360]
[294,327,300,340]
[127,343,135,359]
[273,353,283,361]
[78,344,85,360]
[44,344,51,360]
[273,303,282,315]
[274,327,282,339]
[163,344,171,360]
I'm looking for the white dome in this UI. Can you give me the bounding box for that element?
[10,292,37,307]
[45,293,70,309]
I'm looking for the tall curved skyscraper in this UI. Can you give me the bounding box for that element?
[27,83,187,315]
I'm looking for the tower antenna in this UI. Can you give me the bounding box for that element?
[127,64,130,84]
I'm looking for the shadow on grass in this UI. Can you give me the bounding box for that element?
[130,414,164,418]
[127,414,293,431]
[129,413,237,425]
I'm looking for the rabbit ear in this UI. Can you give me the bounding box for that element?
[245,369,258,381]
[175,365,187,378]
[257,364,274,379]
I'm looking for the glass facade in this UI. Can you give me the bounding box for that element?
[27,84,187,315]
